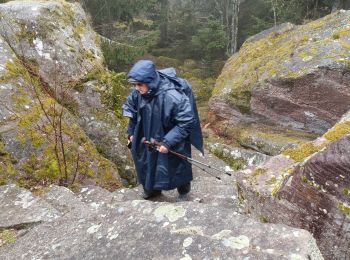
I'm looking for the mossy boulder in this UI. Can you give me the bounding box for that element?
[208,142,270,170]
[236,109,350,259]
[0,0,104,85]
[238,124,319,156]
[211,11,350,135]
[0,0,132,189]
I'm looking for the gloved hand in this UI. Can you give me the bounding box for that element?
[127,135,133,149]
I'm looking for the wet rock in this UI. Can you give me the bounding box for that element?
[210,11,350,141]
[0,0,103,85]
[0,1,124,188]
[279,134,350,259]
[78,185,117,210]
[208,142,270,168]
[72,81,135,184]
[0,185,61,228]
[0,198,323,260]
[41,185,87,214]
[112,187,141,202]
[238,124,319,156]
[236,114,350,259]
[251,70,350,134]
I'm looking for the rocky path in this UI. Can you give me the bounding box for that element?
[0,149,324,259]
[134,149,240,210]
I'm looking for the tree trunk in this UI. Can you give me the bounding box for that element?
[159,0,169,47]
[230,0,240,54]
[271,0,277,27]
[225,0,230,53]
[313,0,319,18]
[332,0,343,12]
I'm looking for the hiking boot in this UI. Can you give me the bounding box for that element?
[176,182,191,202]
[142,189,161,200]
[177,182,191,195]
[176,193,190,202]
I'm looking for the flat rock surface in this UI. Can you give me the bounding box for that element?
[0,185,61,228]
[0,198,323,260]
[0,145,325,260]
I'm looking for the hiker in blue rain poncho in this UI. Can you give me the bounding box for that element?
[123,60,203,200]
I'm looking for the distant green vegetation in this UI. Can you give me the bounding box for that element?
[78,0,338,69]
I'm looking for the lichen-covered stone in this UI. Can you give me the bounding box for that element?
[0,0,129,188]
[41,185,87,214]
[0,185,61,228]
[211,10,350,136]
[0,0,103,85]
[236,111,350,259]
[238,124,319,156]
[0,186,323,260]
[208,142,270,169]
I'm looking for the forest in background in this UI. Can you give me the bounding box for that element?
[76,0,349,71]
[0,0,348,70]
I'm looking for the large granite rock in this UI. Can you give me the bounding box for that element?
[236,112,350,259]
[0,0,132,187]
[208,142,270,169]
[210,10,350,143]
[0,0,103,85]
[0,185,61,228]
[0,184,324,260]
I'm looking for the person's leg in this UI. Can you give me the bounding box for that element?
[177,182,191,195]
[176,182,191,201]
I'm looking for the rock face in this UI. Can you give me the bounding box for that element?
[208,142,270,170]
[210,11,350,138]
[0,185,61,228]
[0,182,324,260]
[0,0,133,187]
[236,111,350,259]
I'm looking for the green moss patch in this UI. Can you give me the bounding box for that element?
[259,215,269,223]
[282,142,324,162]
[332,27,350,40]
[338,203,350,216]
[251,167,267,177]
[342,188,350,196]
[265,176,277,185]
[2,58,122,190]
[86,69,128,126]
[210,147,246,171]
[323,121,350,142]
[0,229,16,246]
[0,140,15,185]
[281,120,350,163]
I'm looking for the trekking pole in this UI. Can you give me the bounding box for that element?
[143,139,232,180]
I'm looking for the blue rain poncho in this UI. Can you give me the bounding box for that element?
[122,60,203,191]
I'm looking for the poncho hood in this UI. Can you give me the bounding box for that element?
[127,60,160,97]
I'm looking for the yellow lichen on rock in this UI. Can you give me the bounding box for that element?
[0,229,16,246]
[0,141,15,185]
[323,121,350,142]
[282,142,323,162]
[213,11,350,112]
[2,58,122,190]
